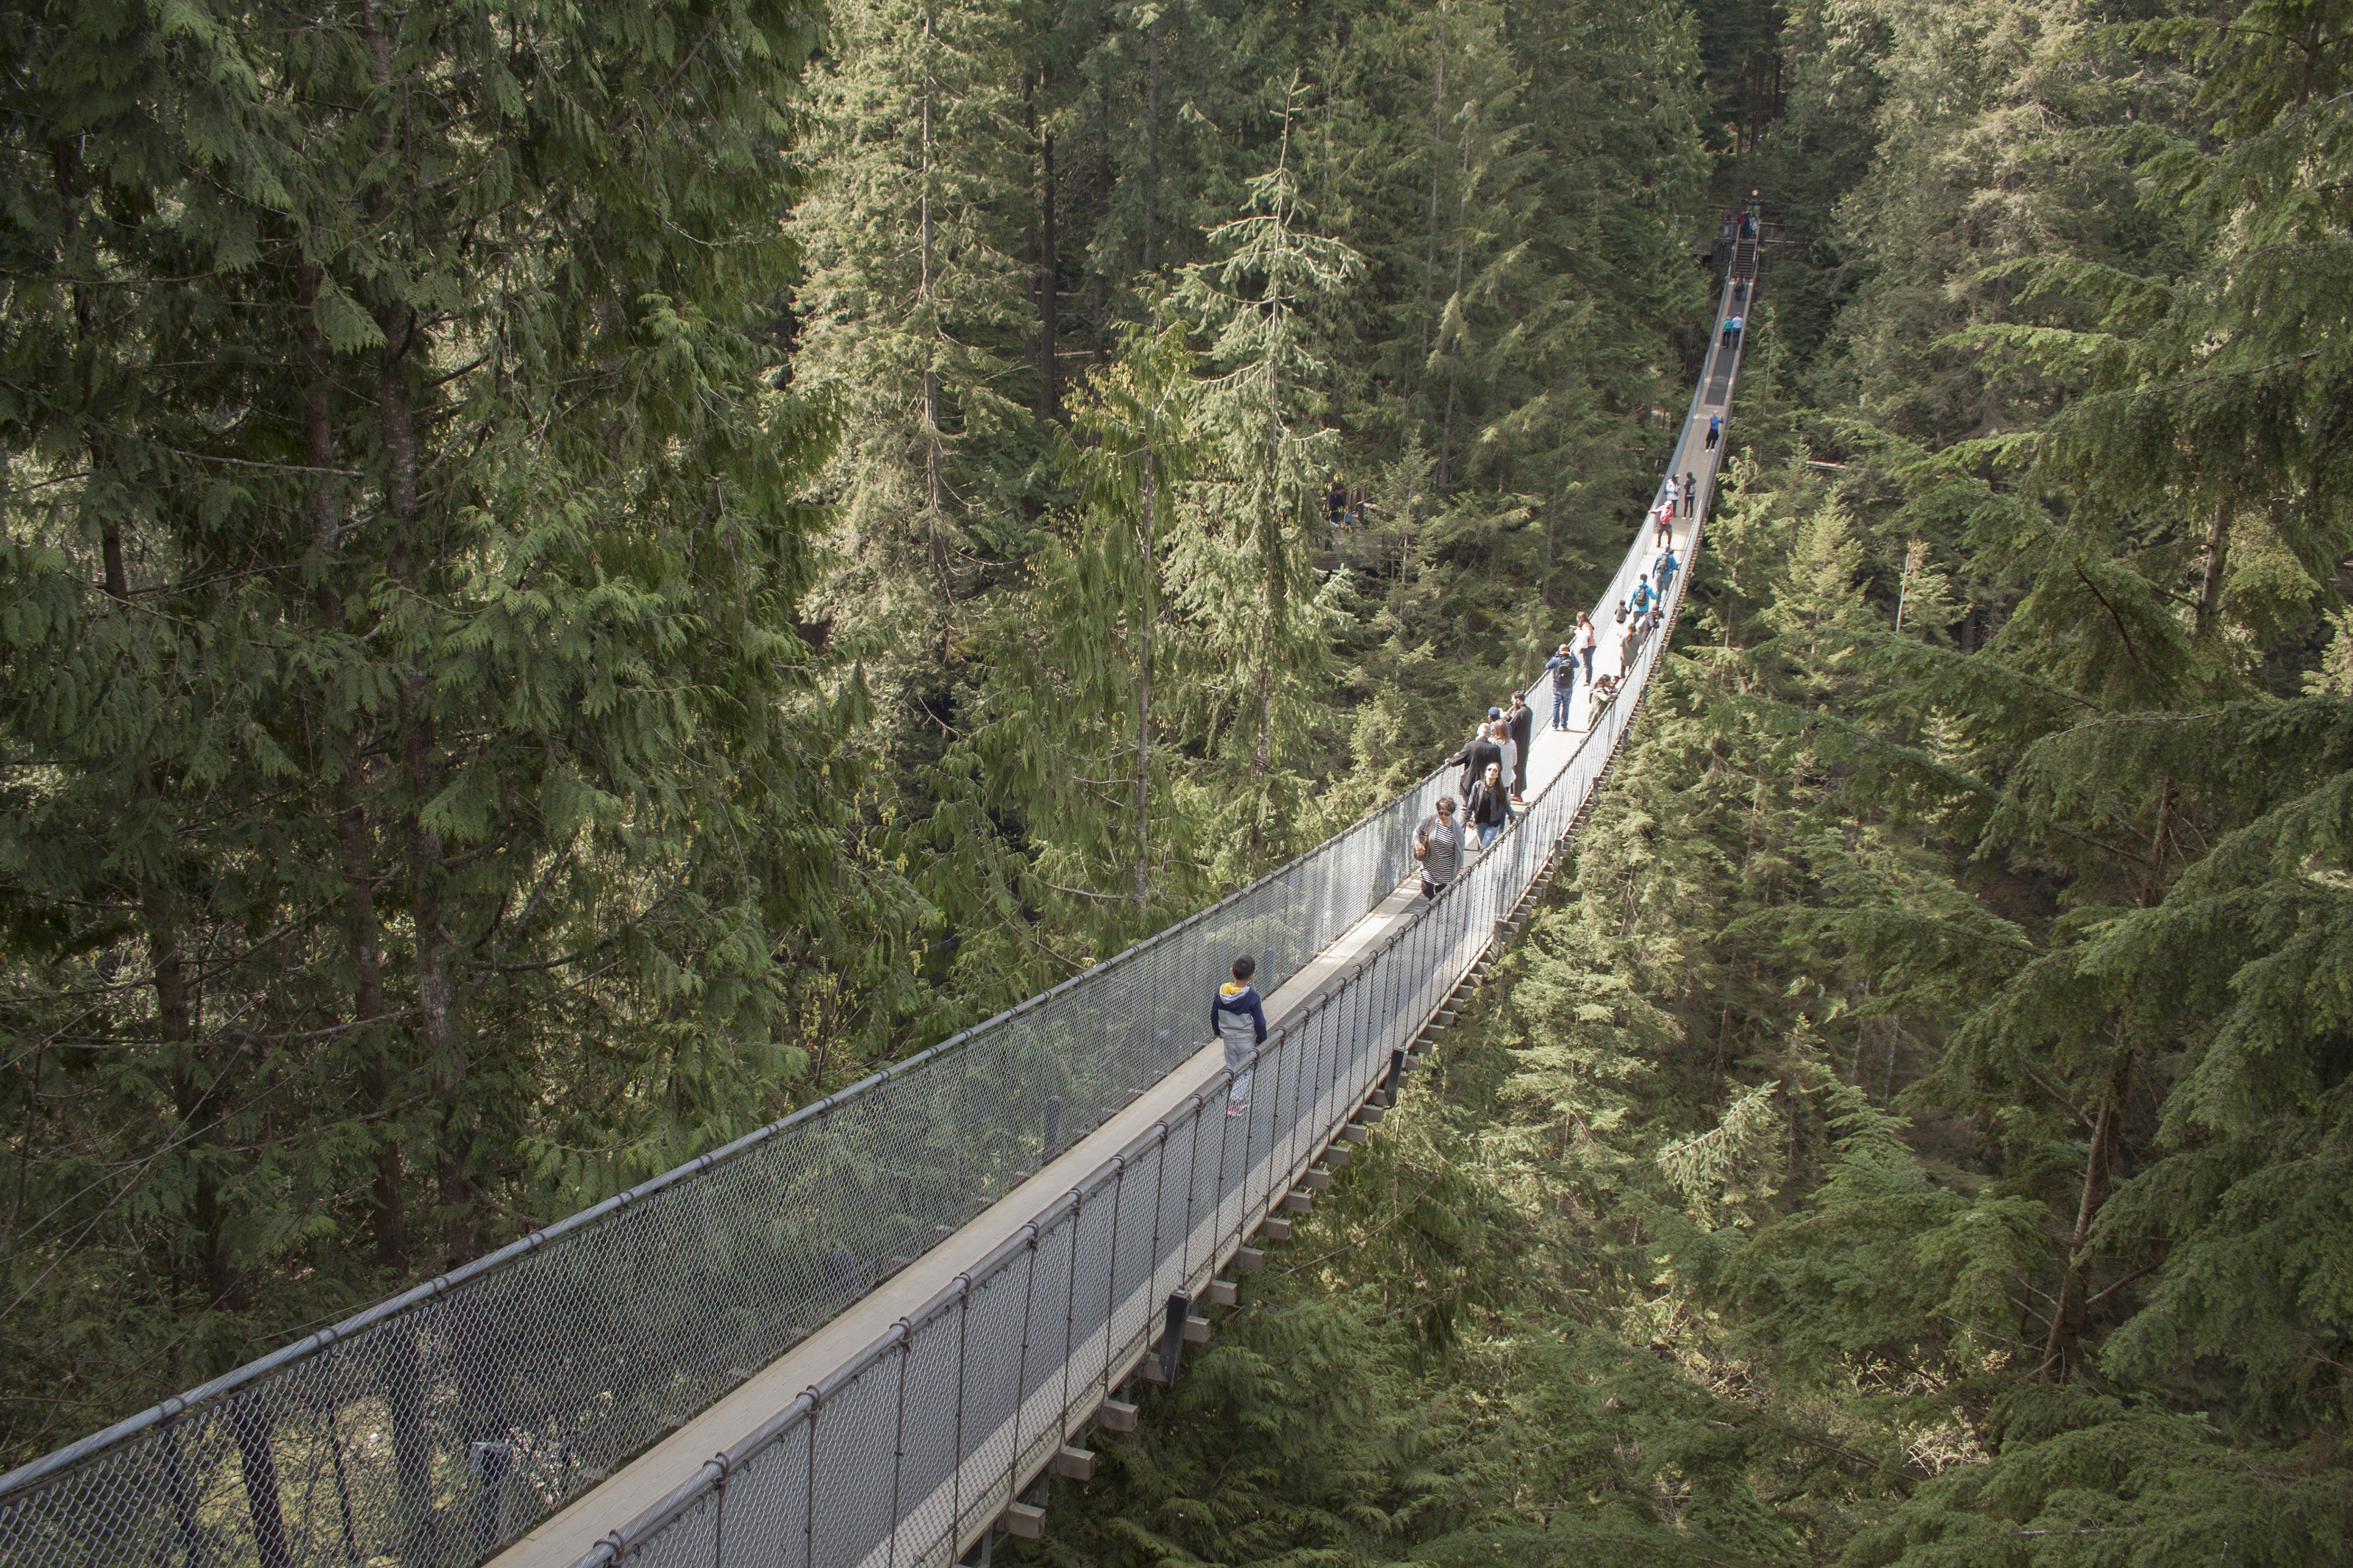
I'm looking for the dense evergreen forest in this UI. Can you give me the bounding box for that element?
[2,0,2349,1561]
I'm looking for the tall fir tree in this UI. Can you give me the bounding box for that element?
[0,0,918,1458]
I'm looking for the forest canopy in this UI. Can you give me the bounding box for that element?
[5,0,2352,1564]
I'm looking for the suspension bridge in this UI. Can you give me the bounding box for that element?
[0,252,1761,1568]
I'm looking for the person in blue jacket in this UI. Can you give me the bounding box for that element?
[1215,955,1269,1116]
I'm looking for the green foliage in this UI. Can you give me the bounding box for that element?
[15,1,2352,1563]
[0,0,926,1461]
[1013,6,2353,1563]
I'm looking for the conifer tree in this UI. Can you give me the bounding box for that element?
[792,0,1040,656]
[964,326,1210,945]
[1166,88,1360,857]
[0,0,907,1452]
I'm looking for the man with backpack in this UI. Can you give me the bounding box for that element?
[1413,798,1463,901]
[1655,546,1680,600]
[1214,955,1268,1116]
[1544,642,1578,731]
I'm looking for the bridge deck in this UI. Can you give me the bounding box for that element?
[488,876,1432,1568]
[495,356,1737,1567]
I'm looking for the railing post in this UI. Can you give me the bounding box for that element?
[1158,1292,1191,1384]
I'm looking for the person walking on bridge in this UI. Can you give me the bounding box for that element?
[1706,413,1721,451]
[1414,798,1463,902]
[1653,497,1675,548]
[1682,470,1697,518]
[1465,762,1508,850]
[1655,546,1681,605]
[1449,721,1503,802]
[1505,690,1533,798]
[1579,612,1598,687]
[1544,642,1578,731]
[1489,719,1517,819]
[1496,719,1515,817]
[1215,956,1268,1116]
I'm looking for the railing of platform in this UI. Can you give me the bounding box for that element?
[0,276,1745,1568]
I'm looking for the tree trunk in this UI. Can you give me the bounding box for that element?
[1133,449,1155,916]
[921,50,940,522]
[344,782,405,1271]
[1143,17,1161,274]
[2040,1045,2131,1379]
[55,140,127,605]
[151,894,240,1316]
[1094,78,1113,367]
[1436,115,1470,491]
[2043,784,2174,1378]
[1418,26,1449,381]
[1036,125,1059,420]
[2195,497,2231,639]
[299,262,406,1270]
[917,15,954,646]
[2143,777,2177,909]
[380,309,469,1268]
[1253,152,1290,786]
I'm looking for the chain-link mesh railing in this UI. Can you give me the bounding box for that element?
[0,276,1747,1568]
[573,305,1735,1567]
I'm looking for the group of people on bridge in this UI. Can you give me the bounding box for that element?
[1239,253,1741,1112]
[1407,487,1690,912]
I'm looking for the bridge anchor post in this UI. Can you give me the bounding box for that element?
[1158,1291,1191,1383]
